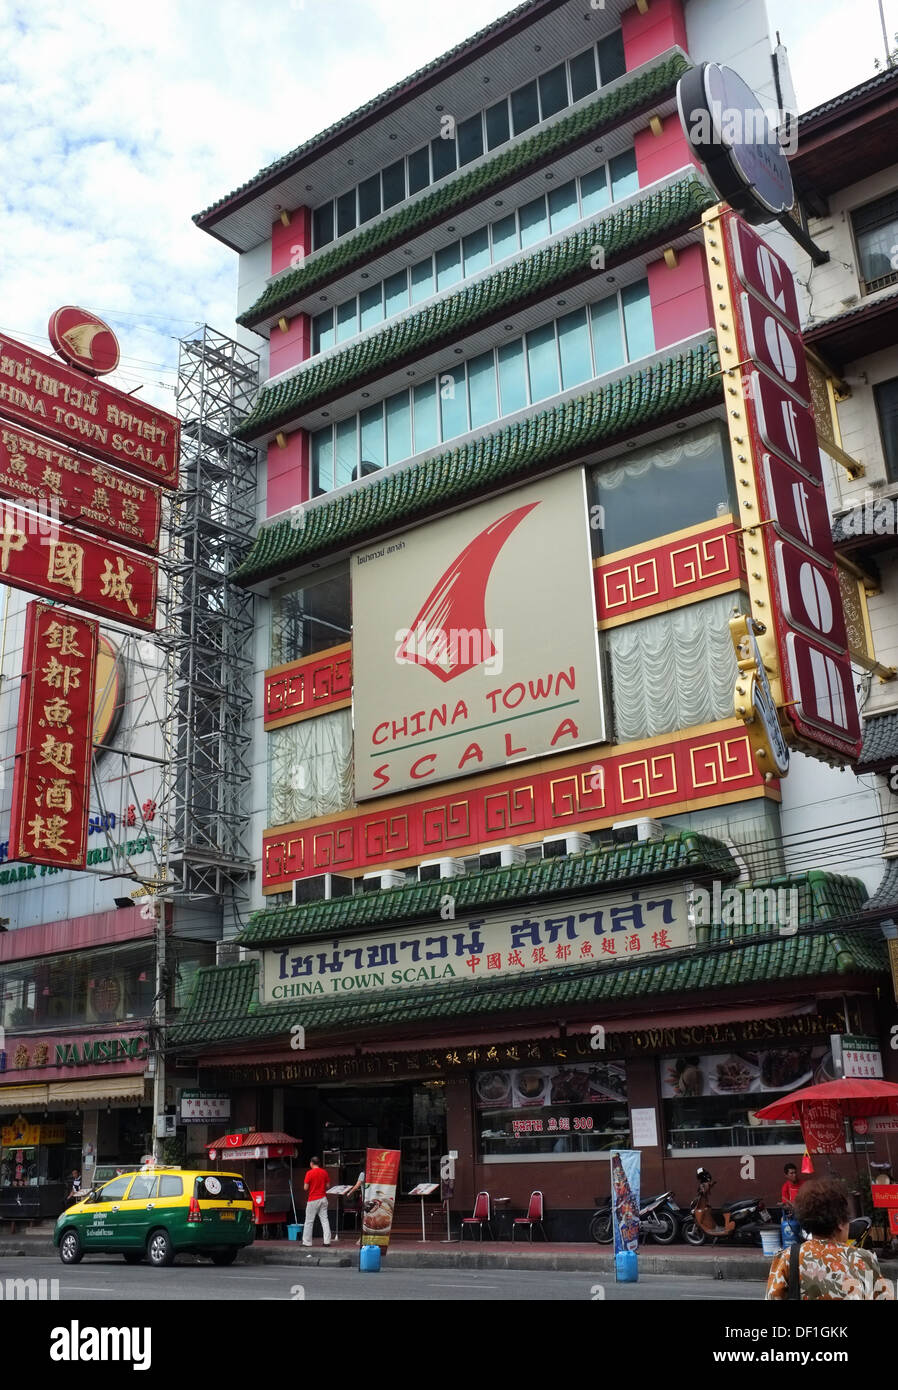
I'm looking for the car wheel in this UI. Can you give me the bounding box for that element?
[59,1229,83,1265]
[123,1252,143,1264]
[147,1229,175,1267]
[210,1248,239,1266]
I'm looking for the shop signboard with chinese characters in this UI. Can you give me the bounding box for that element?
[351,469,605,800]
[0,500,157,629]
[261,886,692,1002]
[9,602,99,870]
[0,329,178,489]
[180,1091,232,1125]
[834,1034,884,1080]
[0,421,161,553]
[705,207,861,763]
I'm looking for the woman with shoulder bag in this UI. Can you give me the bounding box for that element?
[766,1179,893,1300]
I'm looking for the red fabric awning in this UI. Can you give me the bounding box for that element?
[755,1079,898,1123]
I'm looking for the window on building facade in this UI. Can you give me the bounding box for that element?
[851,192,898,295]
[476,1061,628,1159]
[309,30,625,251]
[308,284,653,489]
[590,422,735,556]
[268,708,353,826]
[270,564,351,665]
[662,1048,827,1154]
[308,153,641,358]
[0,942,156,1033]
[607,594,738,743]
[874,375,898,481]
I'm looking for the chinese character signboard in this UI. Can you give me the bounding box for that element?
[261,886,692,1002]
[0,500,157,629]
[0,421,161,553]
[180,1091,232,1124]
[0,330,179,489]
[705,208,861,764]
[10,602,99,870]
[351,469,605,800]
[837,1034,884,1079]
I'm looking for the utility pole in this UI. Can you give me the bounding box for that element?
[152,895,166,1163]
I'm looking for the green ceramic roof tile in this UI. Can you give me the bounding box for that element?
[236,51,692,327]
[237,831,738,948]
[195,0,562,227]
[232,338,722,585]
[236,176,716,436]
[166,872,882,1048]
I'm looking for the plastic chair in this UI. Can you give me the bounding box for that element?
[513,1191,547,1242]
[461,1190,493,1241]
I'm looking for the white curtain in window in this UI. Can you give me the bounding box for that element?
[609,594,737,742]
[269,709,353,826]
[596,424,721,491]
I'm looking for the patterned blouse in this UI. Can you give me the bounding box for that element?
[766,1237,894,1301]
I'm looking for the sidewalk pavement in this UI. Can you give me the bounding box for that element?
[4,1225,896,1282]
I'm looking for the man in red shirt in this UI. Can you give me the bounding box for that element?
[302,1156,332,1247]
[781,1162,803,1211]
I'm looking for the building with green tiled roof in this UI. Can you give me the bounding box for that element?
[191,0,897,1235]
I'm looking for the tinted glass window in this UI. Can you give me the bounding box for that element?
[610,148,638,201]
[519,196,548,248]
[440,365,469,440]
[548,180,579,233]
[591,295,624,375]
[336,298,358,342]
[410,257,435,303]
[875,376,898,482]
[539,64,568,120]
[128,1175,158,1201]
[457,114,484,166]
[385,391,412,465]
[558,308,593,389]
[312,202,334,251]
[467,350,498,428]
[511,81,539,135]
[435,242,462,292]
[99,1175,134,1201]
[407,147,430,195]
[853,193,898,290]
[526,322,560,402]
[621,280,654,360]
[158,1176,184,1198]
[336,189,357,237]
[413,380,439,452]
[431,133,457,181]
[312,309,334,355]
[196,1175,248,1201]
[485,99,510,150]
[598,29,626,84]
[570,47,598,102]
[271,565,351,664]
[384,270,408,318]
[360,403,385,469]
[335,418,357,489]
[497,339,527,416]
[463,227,490,276]
[580,166,609,218]
[311,429,334,496]
[357,173,381,224]
[491,213,518,261]
[359,284,383,330]
[382,159,406,210]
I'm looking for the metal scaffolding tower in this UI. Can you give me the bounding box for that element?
[162,326,259,924]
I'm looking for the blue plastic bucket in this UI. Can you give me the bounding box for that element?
[615,1250,638,1283]
[761,1229,782,1257]
[359,1243,381,1273]
[287,1223,303,1242]
[781,1216,801,1247]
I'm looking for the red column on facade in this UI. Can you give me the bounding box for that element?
[621,0,688,68]
[646,243,714,349]
[267,431,309,517]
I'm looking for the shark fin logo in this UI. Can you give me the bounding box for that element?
[48,307,120,376]
[397,503,538,682]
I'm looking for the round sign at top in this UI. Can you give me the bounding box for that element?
[676,62,794,224]
[48,306,120,376]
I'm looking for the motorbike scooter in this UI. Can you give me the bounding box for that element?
[590,1190,684,1245]
[682,1167,774,1246]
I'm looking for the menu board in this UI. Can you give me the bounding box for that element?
[661,1046,828,1098]
[474,1061,626,1110]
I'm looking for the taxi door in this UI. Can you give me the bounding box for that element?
[80,1173,136,1250]
[116,1173,160,1248]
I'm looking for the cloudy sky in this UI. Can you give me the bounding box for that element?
[1,0,896,409]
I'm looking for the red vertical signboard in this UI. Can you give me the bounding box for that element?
[721,213,861,760]
[10,602,100,871]
[360,1148,401,1253]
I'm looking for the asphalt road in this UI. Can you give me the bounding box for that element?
[0,1255,759,1301]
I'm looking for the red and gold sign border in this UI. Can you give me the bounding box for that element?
[264,643,352,729]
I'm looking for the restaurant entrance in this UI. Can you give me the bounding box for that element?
[284,1078,446,1190]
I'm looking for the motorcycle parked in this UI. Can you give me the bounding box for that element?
[682,1167,774,1246]
[589,1190,683,1245]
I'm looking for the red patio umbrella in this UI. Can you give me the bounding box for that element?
[754,1079,898,1123]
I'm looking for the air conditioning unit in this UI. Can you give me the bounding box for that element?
[361,870,407,893]
[215,941,241,967]
[609,818,666,845]
[156,1114,176,1139]
[418,857,466,882]
[478,844,526,872]
[292,873,354,906]
[542,832,593,859]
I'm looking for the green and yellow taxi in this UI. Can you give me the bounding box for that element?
[54,1167,255,1267]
